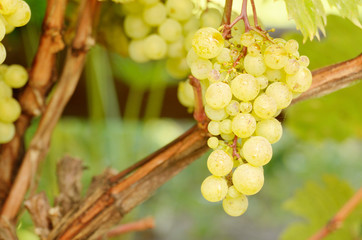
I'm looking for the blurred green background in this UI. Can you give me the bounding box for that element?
[4,0,361,239]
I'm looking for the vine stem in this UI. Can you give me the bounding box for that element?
[222,0,251,39]
[309,187,362,240]
[250,0,261,30]
[222,0,233,25]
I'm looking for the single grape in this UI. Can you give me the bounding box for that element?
[4,0,31,27]
[253,93,277,119]
[231,74,260,102]
[263,44,288,69]
[201,175,228,202]
[231,113,256,138]
[158,18,182,42]
[205,82,232,109]
[208,120,220,136]
[255,118,282,144]
[177,79,194,108]
[220,119,232,134]
[0,98,21,123]
[286,66,312,93]
[298,55,310,67]
[0,16,5,41]
[265,68,285,82]
[183,30,196,51]
[143,34,167,60]
[200,8,222,29]
[207,149,233,176]
[241,136,272,167]
[143,2,166,26]
[0,43,6,64]
[285,39,299,55]
[0,81,12,99]
[226,100,240,116]
[128,40,149,63]
[239,102,252,113]
[240,32,255,47]
[216,48,232,63]
[186,48,198,66]
[4,64,28,89]
[204,104,228,121]
[122,1,144,14]
[255,75,268,90]
[265,82,292,109]
[183,16,200,34]
[192,27,224,59]
[190,57,212,80]
[0,0,18,15]
[222,194,248,217]
[124,14,151,39]
[167,38,185,58]
[220,133,235,141]
[166,58,189,79]
[226,186,242,199]
[207,136,219,149]
[244,54,266,76]
[208,69,221,83]
[284,58,300,75]
[0,121,15,143]
[247,43,261,56]
[166,0,193,21]
[232,164,264,195]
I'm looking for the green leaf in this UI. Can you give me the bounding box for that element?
[281,175,362,240]
[327,0,362,28]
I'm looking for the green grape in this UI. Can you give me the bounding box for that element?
[241,136,272,167]
[285,39,299,55]
[201,175,228,202]
[284,58,300,75]
[192,27,224,59]
[253,93,277,119]
[220,133,235,141]
[128,39,149,63]
[208,120,220,136]
[142,2,166,27]
[222,194,248,217]
[186,48,198,66]
[265,68,285,82]
[239,102,252,113]
[231,113,256,138]
[204,104,228,121]
[0,14,14,34]
[177,80,194,108]
[265,82,292,109]
[0,121,15,143]
[216,48,232,63]
[207,149,233,176]
[166,58,189,79]
[124,14,151,39]
[166,0,193,21]
[299,55,310,67]
[0,97,21,123]
[139,0,159,5]
[167,38,185,58]
[122,1,144,14]
[244,54,266,76]
[226,100,240,116]
[273,38,287,46]
[247,43,261,56]
[231,74,260,101]
[158,18,182,42]
[220,119,232,134]
[207,136,219,149]
[208,69,221,83]
[286,66,312,93]
[232,164,264,195]
[263,44,288,69]
[0,0,18,15]
[226,186,242,199]
[143,34,167,60]
[200,8,222,29]
[0,43,6,64]
[4,64,28,88]
[183,30,195,51]
[190,57,212,80]
[255,75,268,90]
[0,81,12,99]
[240,32,255,47]
[4,0,31,27]
[205,82,232,110]
[183,16,200,34]
[255,118,282,144]
[0,16,5,41]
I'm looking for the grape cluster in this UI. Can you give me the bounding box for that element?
[179,27,312,216]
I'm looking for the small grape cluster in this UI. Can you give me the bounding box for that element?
[178,26,312,216]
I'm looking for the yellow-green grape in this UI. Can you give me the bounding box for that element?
[201,175,228,202]
[216,48,232,63]
[231,113,256,138]
[139,0,159,5]
[286,66,312,93]
[207,149,233,176]
[298,55,310,67]
[273,38,287,46]
[186,48,198,66]
[265,82,292,109]
[167,38,185,58]
[0,81,12,99]
[183,16,200,34]
[166,58,189,79]
[285,39,299,55]
[4,0,31,27]
[247,43,261,56]
[232,164,264,195]
[142,2,166,27]
[190,57,212,79]
[192,27,224,59]
[122,1,143,14]
[208,69,221,83]
[241,136,272,167]
[200,8,222,29]
[240,32,255,47]
[0,121,15,143]
[158,18,182,42]
[253,93,277,119]
[128,39,149,63]
[0,16,5,41]
[207,136,219,149]
[205,82,232,109]
[222,193,248,217]
[177,80,194,108]
[0,0,18,15]
[183,30,195,51]
[255,118,282,144]
[208,120,220,136]
[230,74,260,102]
[166,0,193,21]
[143,34,167,60]
[0,15,14,34]
[0,43,6,64]
[221,133,235,141]
[4,64,28,88]
[0,98,21,123]
[255,75,268,90]
[124,14,151,39]
[284,58,300,75]
[239,102,252,113]
[244,54,266,76]
[226,186,242,199]
[263,44,288,69]
[0,64,7,75]
[226,100,240,116]
[204,104,228,121]
[264,68,285,82]
[220,119,232,134]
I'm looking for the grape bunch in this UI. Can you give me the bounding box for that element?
[178,26,312,216]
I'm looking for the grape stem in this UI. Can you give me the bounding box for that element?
[250,0,262,30]
[229,136,241,159]
[188,75,209,128]
[222,0,233,25]
[222,0,251,39]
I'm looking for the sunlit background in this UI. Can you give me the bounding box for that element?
[6,0,362,239]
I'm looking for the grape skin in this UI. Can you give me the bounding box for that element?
[286,66,312,93]
[0,98,21,123]
[231,74,260,102]
[205,82,232,110]
[241,136,272,167]
[222,194,248,217]
[192,27,224,59]
[255,118,282,144]
[142,2,167,27]
[0,81,12,99]
[0,121,15,143]
[264,44,288,69]
[253,93,277,120]
[207,149,233,176]
[231,113,256,138]
[204,104,228,121]
[244,54,266,76]
[201,175,228,202]
[232,164,264,195]
[265,82,292,109]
